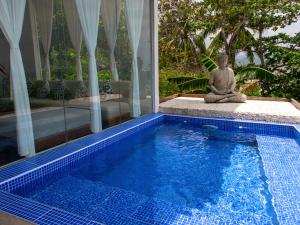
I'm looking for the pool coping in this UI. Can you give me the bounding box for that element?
[0,113,299,224]
[160,97,300,124]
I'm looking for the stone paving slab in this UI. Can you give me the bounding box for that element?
[159,97,300,124]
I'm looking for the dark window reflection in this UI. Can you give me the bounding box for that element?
[0,0,153,167]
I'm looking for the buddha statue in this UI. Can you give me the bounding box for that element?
[204,53,247,103]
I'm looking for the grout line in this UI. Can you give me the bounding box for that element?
[32,208,54,222]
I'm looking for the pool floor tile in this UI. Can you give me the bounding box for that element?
[87,207,149,225]
[100,188,149,216]
[34,208,99,225]
[257,135,300,224]
[0,191,52,222]
[28,176,115,217]
[131,198,192,224]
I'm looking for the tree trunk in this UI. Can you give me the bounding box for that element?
[258,51,265,67]
[257,22,265,67]
[225,45,236,69]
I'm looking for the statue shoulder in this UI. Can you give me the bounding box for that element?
[211,68,219,75]
[227,67,235,75]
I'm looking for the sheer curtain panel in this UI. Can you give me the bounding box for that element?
[75,0,102,133]
[101,0,121,81]
[0,0,36,157]
[64,0,83,81]
[28,0,43,81]
[125,0,144,117]
[34,0,53,81]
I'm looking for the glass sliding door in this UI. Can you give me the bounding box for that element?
[0,0,155,167]
[27,0,68,151]
[100,0,128,129]
[138,0,154,115]
[57,0,92,142]
[0,29,20,166]
[115,0,154,120]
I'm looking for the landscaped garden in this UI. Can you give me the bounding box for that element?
[158,0,300,101]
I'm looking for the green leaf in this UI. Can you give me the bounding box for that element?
[236,67,275,81]
[201,55,217,72]
[178,78,209,91]
[168,76,196,84]
[206,31,224,56]
[186,89,208,94]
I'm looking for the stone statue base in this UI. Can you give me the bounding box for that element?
[204,92,247,103]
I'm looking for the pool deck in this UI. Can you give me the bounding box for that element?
[160,97,300,124]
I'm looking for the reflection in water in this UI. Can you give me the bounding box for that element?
[26,122,274,224]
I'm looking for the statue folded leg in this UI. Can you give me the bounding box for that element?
[220,93,247,103]
[204,92,247,103]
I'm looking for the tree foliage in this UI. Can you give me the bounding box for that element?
[159,0,300,100]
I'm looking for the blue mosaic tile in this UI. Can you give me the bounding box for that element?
[8,169,44,195]
[257,135,300,224]
[100,188,148,216]
[0,113,164,191]
[0,112,299,224]
[75,113,164,149]
[0,182,9,192]
[131,195,274,224]
[87,207,148,225]
[131,198,192,224]
[0,191,52,222]
[88,221,104,225]
[0,161,37,183]
[27,142,82,166]
[0,190,19,210]
[164,114,296,138]
[294,125,300,146]
[30,177,116,218]
[34,208,95,225]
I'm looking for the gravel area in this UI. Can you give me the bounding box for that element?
[159,97,300,124]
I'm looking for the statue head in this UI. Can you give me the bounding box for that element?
[217,52,228,69]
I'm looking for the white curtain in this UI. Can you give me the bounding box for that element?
[0,0,36,157]
[75,0,102,133]
[63,0,83,81]
[125,0,144,117]
[101,0,121,81]
[28,0,43,80]
[34,0,53,81]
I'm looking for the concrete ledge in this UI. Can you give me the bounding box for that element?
[0,211,34,225]
[160,93,293,102]
[160,97,300,124]
[291,98,300,110]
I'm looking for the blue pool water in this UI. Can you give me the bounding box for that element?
[25,121,278,223]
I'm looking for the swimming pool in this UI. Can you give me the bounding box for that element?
[0,113,299,224]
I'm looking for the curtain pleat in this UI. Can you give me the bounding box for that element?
[125,0,144,117]
[101,0,121,81]
[64,0,83,81]
[33,0,53,81]
[28,0,43,81]
[0,0,36,157]
[75,0,102,133]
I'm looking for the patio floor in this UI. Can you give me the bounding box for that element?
[159,97,300,124]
